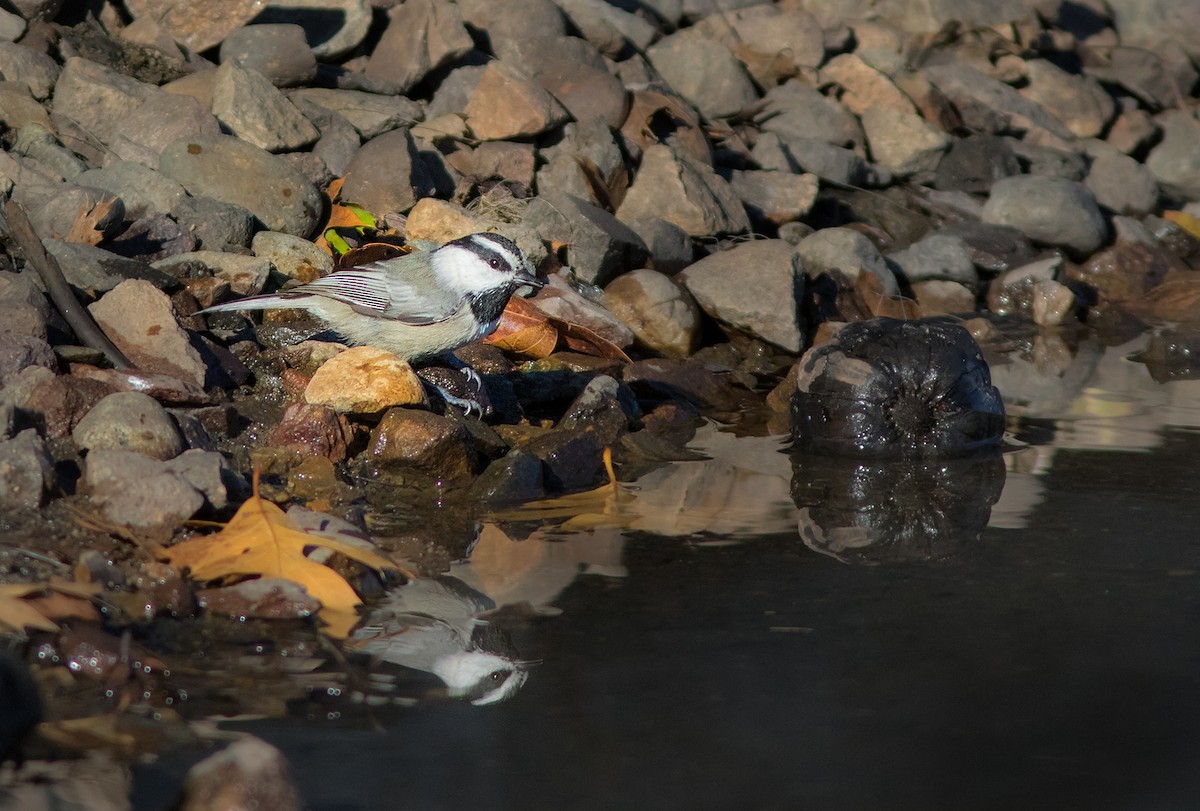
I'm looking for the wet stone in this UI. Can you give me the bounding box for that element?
[367,408,477,485]
[1066,239,1172,304]
[197,578,320,621]
[522,426,605,492]
[72,390,185,461]
[21,374,116,439]
[622,358,746,413]
[471,448,545,505]
[269,401,355,463]
[986,256,1064,317]
[179,737,302,811]
[0,428,54,509]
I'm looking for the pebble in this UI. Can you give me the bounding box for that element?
[1145,110,1200,203]
[1019,59,1115,140]
[728,170,819,227]
[471,449,545,505]
[1085,151,1160,217]
[981,175,1108,256]
[269,401,355,462]
[88,279,209,387]
[303,346,427,415]
[0,429,54,509]
[84,448,206,540]
[758,79,864,149]
[464,60,570,141]
[73,390,186,460]
[887,233,979,288]
[860,105,952,178]
[0,42,59,100]
[646,27,758,120]
[170,196,255,250]
[251,231,333,282]
[602,269,701,358]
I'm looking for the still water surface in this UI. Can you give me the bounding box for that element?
[144,338,1200,810]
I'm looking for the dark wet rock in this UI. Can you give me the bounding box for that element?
[1066,239,1173,305]
[521,191,648,287]
[557,374,637,447]
[887,233,979,288]
[1135,324,1200,382]
[288,87,422,141]
[1019,59,1115,140]
[938,222,1037,275]
[179,736,302,811]
[219,24,318,87]
[618,145,749,237]
[159,135,322,238]
[108,91,222,170]
[14,372,114,439]
[861,106,951,178]
[211,62,320,153]
[107,215,197,263]
[502,35,628,129]
[0,428,54,508]
[0,335,55,386]
[934,134,1021,194]
[791,318,1006,457]
[0,651,40,765]
[981,175,1107,256]
[522,425,605,492]
[679,240,805,353]
[727,169,819,227]
[796,227,899,296]
[367,408,478,485]
[0,42,59,100]
[602,269,701,358]
[464,60,570,141]
[1085,151,1159,218]
[623,357,748,413]
[341,127,443,218]
[71,367,212,406]
[75,161,187,220]
[170,196,255,251]
[985,255,1063,317]
[84,448,205,540]
[792,452,1006,564]
[757,79,864,149]
[51,57,157,146]
[269,401,355,463]
[1145,111,1200,203]
[88,279,208,387]
[471,449,546,505]
[646,27,758,120]
[621,218,694,275]
[251,230,333,283]
[72,390,186,461]
[365,0,474,93]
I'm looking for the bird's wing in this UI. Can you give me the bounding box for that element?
[292,256,466,326]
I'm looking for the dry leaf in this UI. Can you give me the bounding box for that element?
[485,295,632,362]
[1163,210,1200,242]
[0,584,60,634]
[0,577,102,635]
[336,241,408,270]
[66,196,122,246]
[159,471,406,626]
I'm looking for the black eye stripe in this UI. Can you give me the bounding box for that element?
[446,233,523,274]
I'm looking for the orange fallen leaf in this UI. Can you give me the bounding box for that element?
[0,577,100,635]
[1163,210,1200,242]
[159,471,406,629]
[67,196,122,246]
[485,295,632,362]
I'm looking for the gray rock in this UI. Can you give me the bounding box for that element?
[42,240,161,294]
[459,0,568,58]
[922,63,1077,151]
[0,82,53,134]
[756,79,864,148]
[365,0,474,92]
[1008,140,1087,181]
[88,280,208,386]
[618,144,749,237]
[1086,152,1160,217]
[621,218,694,275]
[1107,0,1200,62]
[553,0,656,58]
[12,124,87,178]
[464,60,570,141]
[1145,111,1200,203]
[341,128,440,217]
[768,134,887,187]
[861,105,951,178]
[291,98,361,176]
[602,269,700,358]
[0,8,22,41]
[1105,108,1158,156]
[1019,59,1114,140]
[51,57,157,146]
[696,5,825,86]
[471,449,545,505]
[84,448,205,541]
[255,0,374,60]
[646,27,759,120]
[170,196,255,250]
[934,134,1020,194]
[0,42,59,100]
[0,301,47,340]
[425,64,486,121]
[0,271,49,319]
[211,62,319,153]
[73,390,185,461]
[1084,46,1194,112]
[521,191,648,286]
[796,227,899,295]
[680,239,805,353]
[0,429,54,508]
[981,175,1108,255]
[0,401,11,439]
[163,448,235,510]
[0,335,55,386]
[153,251,272,297]
[107,91,221,170]
[728,169,819,226]
[887,234,979,287]
[76,161,187,219]
[287,87,422,140]
[12,182,126,246]
[219,23,317,87]
[538,118,627,200]
[498,35,628,129]
[251,231,334,281]
[159,135,322,237]
[938,221,1038,275]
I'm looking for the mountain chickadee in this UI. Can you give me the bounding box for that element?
[200,232,542,362]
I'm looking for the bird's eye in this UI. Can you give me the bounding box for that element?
[490,670,504,681]
[488,258,501,269]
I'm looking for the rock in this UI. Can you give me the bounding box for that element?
[471,449,545,504]
[821,53,915,116]
[14,372,114,439]
[73,391,186,461]
[155,251,271,297]
[755,134,881,187]
[0,83,53,133]
[727,170,819,226]
[1085,151,1160,217]
[14,183,125,245]
[934,134,1021,194]
[886,233,979,287]
[293,99,361,177]
[557,374,635,448]
[528,273,635,349]
[84,448,206,541]
[1066,239,1173,304]
[500,35,628,129]
[457,140,536,188]
[255,0,374,60]
[170,196,255,250]
[938,221,1037,274]
[521,426,605,492]
[0,429,54,508]
[88,280,208,387]
[0,335,54,386]
[251,231,333,283]
[219,24,318,87]
[1029,279,1077,326]
[108,91,221,170]
[159,135,323,237]
[197,578,320,621]
[304,346,427,415]
[602,269,700,358]
[75,161,187,220]
[792,318,1006,457]
[459,0,567,56]
[13,123,86,178]
[861,105,951,178]
[521,191,648,286]
[985,255,1064,317]
[796,227,900,296]
[163,449,235,510]
[981,175,1108,256]
[124,0,264,52]
[1106,108,1158,156]
[646,27,758,120]
[679,240,805,353]
[623,357,746,412]
[0,42,60,100]
[1019,59,1114,140]
[1008,139,1087,181]
[268,402,355,462]
[1107,0,1200,62]
[71,368,211,407]
[287,87,422,141]
[340,128,442,218]
[464,60,570,141]
[911,279,977,315]
[51,57,157,146]
[211,62,320,153]
[696,5,825,86]
[618,144,749,237]
[109,214,197,265]
[0,301,46,340]
[367,408,477,484]
[757,79,864,148]
[179,737,301,811]
[622,218,694,275]
[1146,111,1200,203]
[554,0,656,58]
[365,0,474,92]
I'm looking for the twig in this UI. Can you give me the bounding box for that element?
[2,198,135,371]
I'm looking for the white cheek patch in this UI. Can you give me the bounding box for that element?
[433,245,513,292]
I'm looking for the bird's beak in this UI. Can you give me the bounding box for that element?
[516,267,544,294]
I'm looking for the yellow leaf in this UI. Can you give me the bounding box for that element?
[0,578,101,635]
[1164,210,1200,241]
[0,584,60,634]
[160,472,406,619]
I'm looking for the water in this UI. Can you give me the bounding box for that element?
[123,338,1200,808]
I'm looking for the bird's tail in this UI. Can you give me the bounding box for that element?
[197,292,314,315]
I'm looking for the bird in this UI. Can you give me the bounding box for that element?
[199,232,542,411]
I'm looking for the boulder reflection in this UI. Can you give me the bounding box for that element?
[791,451,1006,564]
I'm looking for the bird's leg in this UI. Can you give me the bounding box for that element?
[415,357,491,418]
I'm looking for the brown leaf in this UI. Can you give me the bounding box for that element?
[336,241,408,270]
[66,196,122,246]
[0,578,102,634]
[485,295,632,362]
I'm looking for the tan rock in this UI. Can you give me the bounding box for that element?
[602,269,699,358]
[464,60,570,140]
[822,53,916,116]
[404,198,493,244]
[88,279,208,387]
[303,346,427,414]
